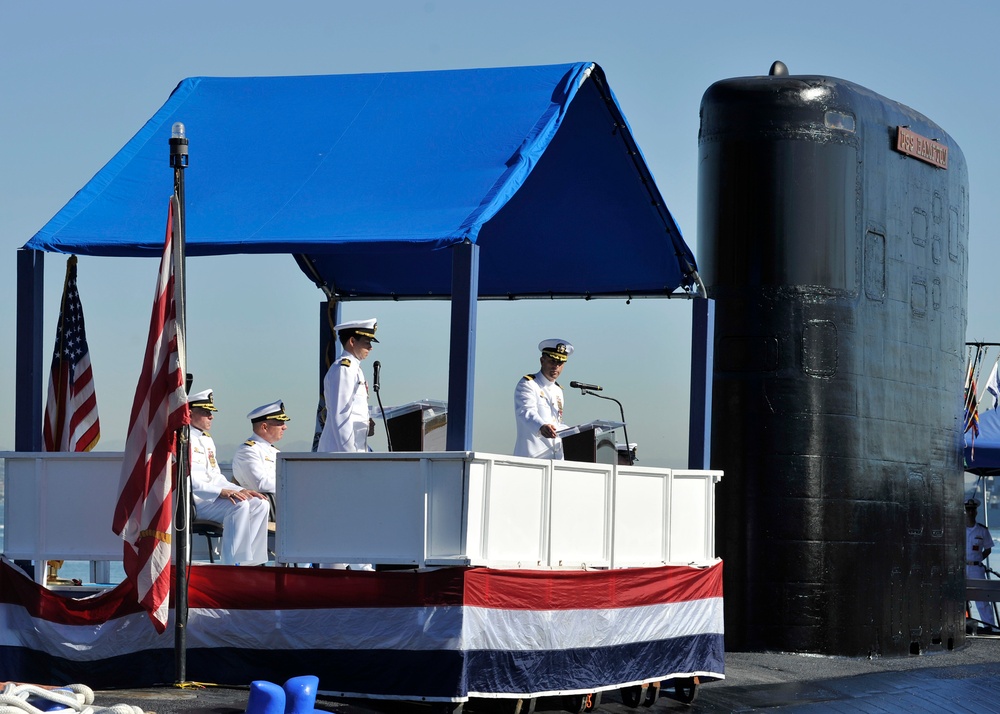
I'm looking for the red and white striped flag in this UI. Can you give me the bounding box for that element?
[112,199,189,633]
[43,255,100,452]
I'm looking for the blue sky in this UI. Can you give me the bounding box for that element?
[3,1,998,466]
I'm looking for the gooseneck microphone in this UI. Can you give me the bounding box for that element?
[372,360,391,451]
[573,381,634,464]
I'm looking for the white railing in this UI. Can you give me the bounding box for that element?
[1,451,722,582]
[1,452,123,584]
[275,451,722,568]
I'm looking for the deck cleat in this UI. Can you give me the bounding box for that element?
[245,680,286,714]
[282,675,320,714]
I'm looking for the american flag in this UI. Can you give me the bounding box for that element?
[112,199,189,633]
[43,256,100,452]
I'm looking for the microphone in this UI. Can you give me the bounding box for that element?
[373,360,381,393]
[570,381,602,392]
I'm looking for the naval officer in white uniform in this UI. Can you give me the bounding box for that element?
[232,400,290,497]
[316,319,379,571]
[318,318,378,453]
[513,339,574,459]
[966,497,997,628]
[188,389,270,566]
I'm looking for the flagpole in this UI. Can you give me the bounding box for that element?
[169,122,190,684]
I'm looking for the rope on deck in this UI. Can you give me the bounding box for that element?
[0,683,144,714]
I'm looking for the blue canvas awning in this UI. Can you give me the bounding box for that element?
[25,62,698,299]
[18,62,712,455]
[966,408,1000,475]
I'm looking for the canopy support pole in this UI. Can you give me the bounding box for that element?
[15,248,44,452]
[687,297,714,469]
[314,300,342,450]
[446,241,479,451]
[169,124,190,685]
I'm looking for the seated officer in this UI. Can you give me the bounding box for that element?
[232,400,290,506]
[189,389,270,565]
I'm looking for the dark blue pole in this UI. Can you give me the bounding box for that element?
[15,248,45,452]
[687,297,714,469]
[314,300,342,451]
[446,240,479,451]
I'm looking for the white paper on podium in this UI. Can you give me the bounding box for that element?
[555,419,626,438]
[370,399,447,421]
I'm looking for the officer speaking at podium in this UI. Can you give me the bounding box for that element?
[513,339,574,459]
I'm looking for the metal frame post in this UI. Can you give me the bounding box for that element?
[688,297,714,469]
[446,240,479,451]
[15,249,45,452]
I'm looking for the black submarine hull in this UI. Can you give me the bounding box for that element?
[699,70,968,656]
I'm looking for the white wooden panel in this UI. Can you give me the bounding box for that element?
[2,453,125,561]
[452,459,487,564]
[277,455,426,564]
[549,461,612,567]
[482,459,548,566]
[612,467,669,566]
[425,458,470,562]
[668,470,722,564]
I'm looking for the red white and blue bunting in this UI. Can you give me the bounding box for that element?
[0,560,723,702]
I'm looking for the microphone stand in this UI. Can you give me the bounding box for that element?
[579,388,634,465]
[373,372,392,452]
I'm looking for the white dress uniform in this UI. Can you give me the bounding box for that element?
[966,504,996,626]
[317,320,377,571]
[318,319,378,453]
[514,371,565,459]
[232,433,280,493]
[190,424,270,566]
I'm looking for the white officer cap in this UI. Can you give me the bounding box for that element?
[188,389,218,411]
[539,339,574,362]
[335,318,379,342]
[247,400,291,423]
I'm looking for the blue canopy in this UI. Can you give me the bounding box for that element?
[25,62,698,299]
[966,407,1000,475]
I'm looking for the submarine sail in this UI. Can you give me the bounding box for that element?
[699,64,968,656]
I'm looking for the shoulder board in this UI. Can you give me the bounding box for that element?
[340,357,352,367]
[244,439,256,447]
[523,374,535,381]
[555,381,563,388]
